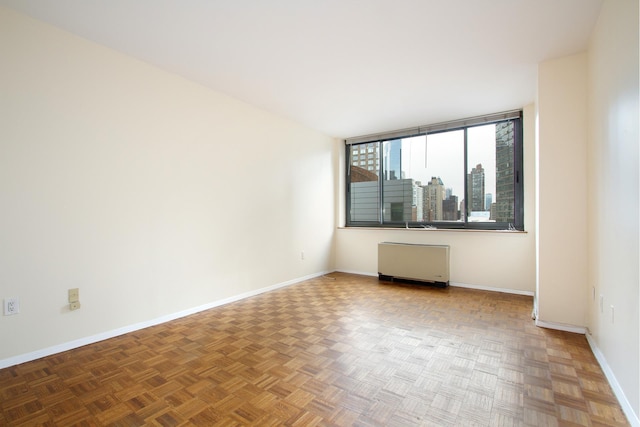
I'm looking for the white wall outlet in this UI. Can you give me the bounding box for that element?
[68,288,79,303]
[4,297,20,316]
[69,301,81,311]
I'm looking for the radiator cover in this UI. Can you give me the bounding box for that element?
[378,242,450,287]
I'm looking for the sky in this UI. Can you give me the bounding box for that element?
[400,124,497,202]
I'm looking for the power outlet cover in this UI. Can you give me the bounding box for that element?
[4,298,20,316]
[68,288,79,303]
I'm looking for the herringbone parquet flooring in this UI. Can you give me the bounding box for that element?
[0,273,630,426]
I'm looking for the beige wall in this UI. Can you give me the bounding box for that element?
[2,3,638,421]
[586,0,639,418]
[0,7,336,363]
[536,53,589,329]
[335,105,537,295]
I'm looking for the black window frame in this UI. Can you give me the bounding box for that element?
[345,111,524,231]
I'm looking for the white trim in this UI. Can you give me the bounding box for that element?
[335,269,378,277]
[449,281,535,296]
[0,271,329,370]
[335,272,536,296]
[534,319,587,335]
[585,333,639,427]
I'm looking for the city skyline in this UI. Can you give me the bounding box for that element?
[349,121,515,223]
[400,124,497,202]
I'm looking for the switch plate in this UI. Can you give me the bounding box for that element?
[68,288,79,303]
[610,305,614,323]
[69,301,81,311]
[4,297,20,316]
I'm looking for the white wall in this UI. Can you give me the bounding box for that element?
[586,0,639,419]
[536,53,589,329]
[0,8,336,364]
[335,105,537,295]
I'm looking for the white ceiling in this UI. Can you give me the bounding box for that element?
[1,0,602,138]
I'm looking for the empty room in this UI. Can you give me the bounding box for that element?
[0,0,638,426]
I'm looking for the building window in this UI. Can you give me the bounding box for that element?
[345,111,523,230]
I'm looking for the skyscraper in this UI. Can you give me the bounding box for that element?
[467,163,485,212]
[485,193,493,211]
[425,177,445,221]
[495,122,515,222]
[442,196,459,221]
[383,139,402,180]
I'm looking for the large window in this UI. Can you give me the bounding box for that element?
[346,111,523,230]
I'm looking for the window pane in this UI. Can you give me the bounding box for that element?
[424,131,464,222]
[349,142,379,222]
[466,122,515,223]
[381,139,413,222]
[381,132,464,223]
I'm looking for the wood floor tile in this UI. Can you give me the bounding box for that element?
[0,273,631,426]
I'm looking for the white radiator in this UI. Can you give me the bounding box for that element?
[378,242,450,287]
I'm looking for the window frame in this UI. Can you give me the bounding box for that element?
[345,111,524,231]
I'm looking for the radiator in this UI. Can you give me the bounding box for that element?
[378,242,450,287]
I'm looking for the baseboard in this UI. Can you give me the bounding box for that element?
[334,269,378,277]
[449,281,535,296]
[0,271,330,370]
[334,272,536,298]
[534,319,587,334]
[585,333,639,427]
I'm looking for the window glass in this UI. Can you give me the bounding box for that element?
[423,131,464,222]
[348,142,379,222]
[346,113,522,229]
[467,124,495,222]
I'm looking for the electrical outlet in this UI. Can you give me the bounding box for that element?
[4,297,20,316]
[68,288,79,303]
[69,301,81,311]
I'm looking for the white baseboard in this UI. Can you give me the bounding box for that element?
[335,272,536,297]
[334,269,377,277]
[0,271,330,370]
[585,333,640,427]
[534,319,587,334]
[449,281,535,296]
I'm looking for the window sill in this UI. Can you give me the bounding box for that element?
[338,226,527,234]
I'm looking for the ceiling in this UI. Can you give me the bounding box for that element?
[0,0,603,139]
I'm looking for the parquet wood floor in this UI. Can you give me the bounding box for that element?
[0,273,630,426]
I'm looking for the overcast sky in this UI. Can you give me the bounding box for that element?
[401,124,497,201]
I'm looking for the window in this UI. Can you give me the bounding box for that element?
[346,111,523,230]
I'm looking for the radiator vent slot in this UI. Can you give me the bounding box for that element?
[378,242,450,287]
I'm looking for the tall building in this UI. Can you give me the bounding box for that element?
[413,181,424,221]
[425,177,445,221]
[467,163,485,212]
[445,187,453,200]
[351,142,379,175]
[495,122,515,223]
[442,196,459,221]
[383,139,402,180]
